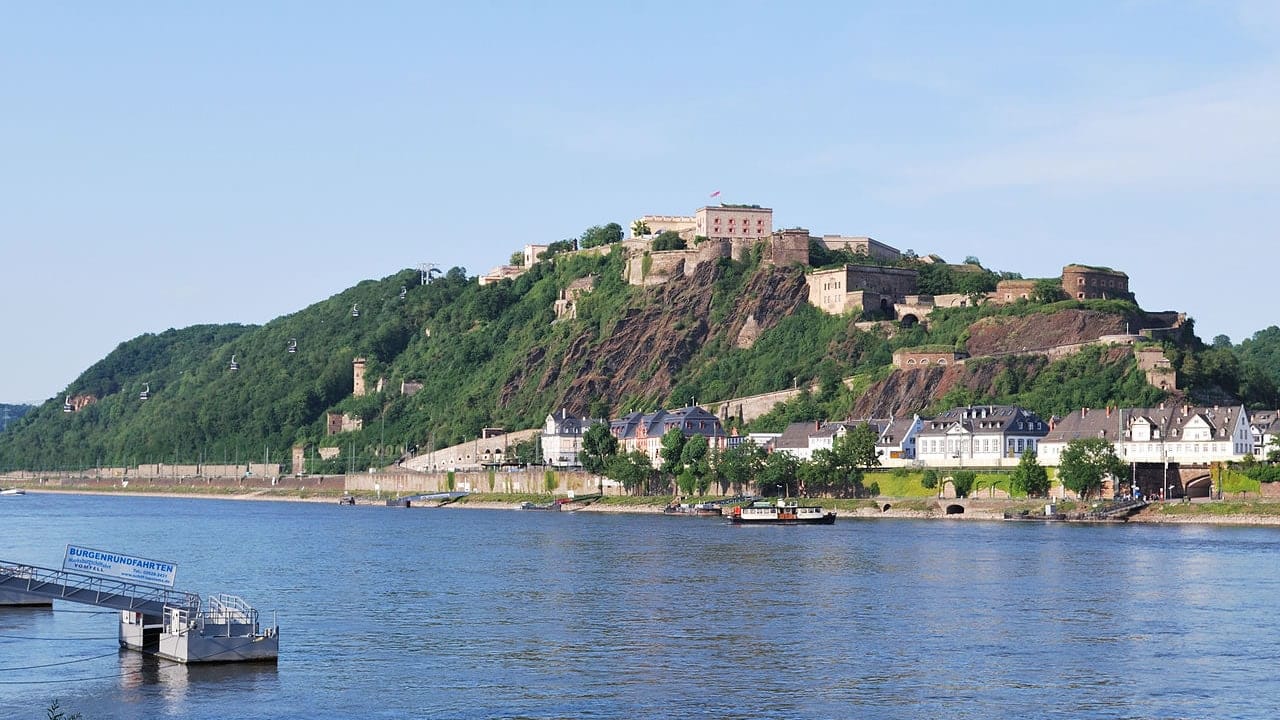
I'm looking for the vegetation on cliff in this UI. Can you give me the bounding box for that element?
[1,245,1276,473]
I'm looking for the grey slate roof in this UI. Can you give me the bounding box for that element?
[917,405,1048,439]
[1043,404,1244,444]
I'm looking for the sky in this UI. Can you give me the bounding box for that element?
[2,2,1278,404]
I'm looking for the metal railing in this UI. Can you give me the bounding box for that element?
[204,593,257,625]
[0,559,200,615]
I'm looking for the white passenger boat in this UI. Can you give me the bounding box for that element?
[729,499,836,525]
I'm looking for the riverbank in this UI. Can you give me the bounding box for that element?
[10,485,1280,526]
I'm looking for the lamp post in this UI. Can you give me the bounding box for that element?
[1162,444,1169,502]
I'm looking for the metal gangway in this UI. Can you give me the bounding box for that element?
[0,558,200,616]
[1083,498,1150,521]
[1,558,278,663]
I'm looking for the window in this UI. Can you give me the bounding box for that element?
[1078,278,1085,285]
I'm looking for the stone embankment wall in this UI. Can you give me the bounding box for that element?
[0,471,342,492]
[344,469,611,495]
[707,385,811,424]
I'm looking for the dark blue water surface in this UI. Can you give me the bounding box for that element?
[3,493,1280,719]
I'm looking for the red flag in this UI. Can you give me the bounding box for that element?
[709,190,721,198]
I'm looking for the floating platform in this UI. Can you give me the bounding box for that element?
[119,594,278,663]
[1,559,277,663]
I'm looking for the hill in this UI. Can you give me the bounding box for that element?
[0,404,32,433]
[0,246,1274,473]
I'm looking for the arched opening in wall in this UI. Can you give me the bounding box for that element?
[881,503,892,512]
[1184,475,1212,499]
[879,297,895,319]
[944,504,965,515]
[901,314,919,328]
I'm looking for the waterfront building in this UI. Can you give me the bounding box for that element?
[915,405,1049,466]
[609,406,731,465]
[1037,404,1253,466]
[541,409,606,468]
[771,415,924,463]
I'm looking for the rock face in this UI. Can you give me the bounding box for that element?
[506,264,810,414]
[963,309,1128,357]
[849,309,1142,418]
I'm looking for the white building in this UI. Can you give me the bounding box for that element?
[1037,404,1253,466]
[915,406,1049,467]
[541,409,605,468]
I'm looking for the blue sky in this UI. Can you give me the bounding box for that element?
[3,2,1278,403]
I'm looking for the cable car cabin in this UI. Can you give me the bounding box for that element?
[399,286,407,300]
[287,339,297,354]
[351,304,360,318]
[229,354,240,371]
[62,397,73,412]
[139,383,150,401]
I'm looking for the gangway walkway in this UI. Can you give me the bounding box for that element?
[0,558,201,616]
[0,557,277,663]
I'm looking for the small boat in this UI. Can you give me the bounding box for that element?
[663,501,723,516]
[339,495,356,505]
[521,493,602,511]
[730,499,836,525]
[520,499,563,511]
[1,488,25,496]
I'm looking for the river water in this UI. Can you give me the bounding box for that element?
[2,493,1279,719]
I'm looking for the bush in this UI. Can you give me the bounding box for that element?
[921,469,938,489]
[951,470,976,498]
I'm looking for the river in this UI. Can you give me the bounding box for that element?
[2,493,1278,719]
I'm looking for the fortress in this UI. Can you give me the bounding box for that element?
[480,201,1140,329]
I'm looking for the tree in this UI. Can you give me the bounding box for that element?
[509,436,539,466]
[843,423,882,470]
[1059,437,1126,500]
[1031,278,1066,303]
[1009,448,1050,497]
[759,451,799,497]
[605,450,653,494]
[631,219,651,237]
[581,223,626,249]
[508,251,524,267]
[580,423,618,474]
[651,230,686,251]
[718,441,764,494]
[951,469,976,498]
[680,434,710,493]
[659,428,687,477]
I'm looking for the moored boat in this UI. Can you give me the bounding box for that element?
[730,499,836,525]
[0,488,25,496]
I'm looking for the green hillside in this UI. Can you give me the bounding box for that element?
[0,404,33,432]
[0,246,1275,473]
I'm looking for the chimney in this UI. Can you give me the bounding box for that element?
[1082,407,1088,418]
[1106,406,1112,417]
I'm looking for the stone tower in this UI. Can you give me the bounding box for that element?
[353,357,367,397]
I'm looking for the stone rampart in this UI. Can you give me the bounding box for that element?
[344,469,613,495]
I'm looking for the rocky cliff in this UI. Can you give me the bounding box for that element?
[516,263,811,412]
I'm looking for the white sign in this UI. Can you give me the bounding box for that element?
[62,545,178,588]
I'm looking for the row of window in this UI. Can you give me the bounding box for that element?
[920,437,1039,454]
[904,357,949,366]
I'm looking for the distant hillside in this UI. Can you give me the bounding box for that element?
[0,247,1273,472]
[0,404,32,432]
